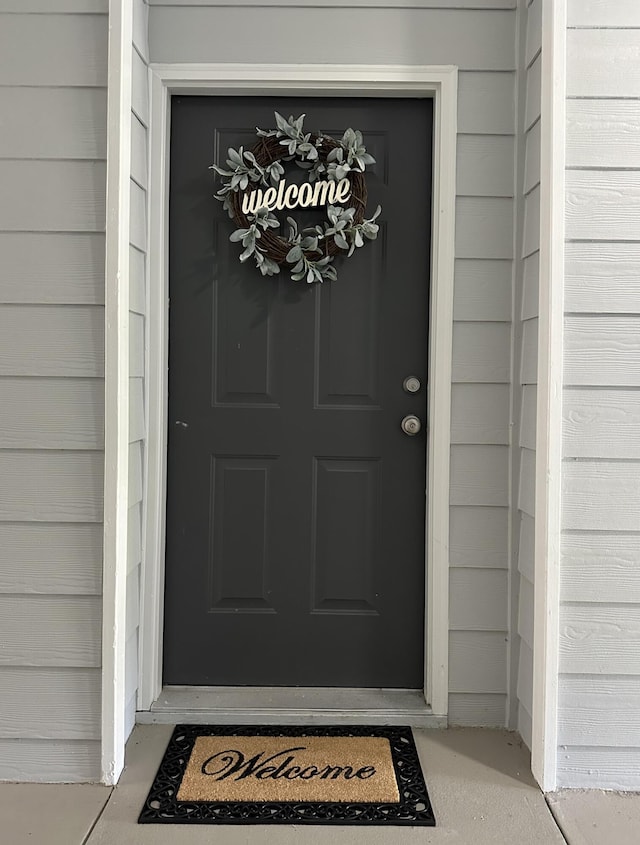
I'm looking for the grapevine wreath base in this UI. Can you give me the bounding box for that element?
[213,112,381,284]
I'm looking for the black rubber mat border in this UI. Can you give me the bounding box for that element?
[138,724,435,826]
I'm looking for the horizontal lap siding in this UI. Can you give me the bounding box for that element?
[456,199,514,259]
[148,3,516,726]
[449,632,508,693]
[567,102,640,170]
[150,8,515,68]
[560,604,640,675]
[0,306,104,377]
[558,748,640,792]
[149,0,517,6]
[126,0,149,737]
[450,569,509,631]
[454,260,512,322]
[451,384,510,445]
[0,14,107,86]
[513,0,541,747]
[0,9,107,782]
[0,88,107,161]
[452,323,511,383]
[0,668,100,740]
[519,385,536,450]
[458,73,515,135]
[564,317,640,387]
[559,6,640,790]
[0,451,104,523]
[518,447,535,519]
[0,161,106,232]
[517,638,533,716]
[448,693,507,726]
[563,463,640,532]
[448,380,510,726]
[450,446,510,507]
[567,0,640,28]
[559,676,640,747]
[565,244,640,314]
[0,596,102,668]
[0,234,105,305]
[562,534,640,603]
[130,244,146,315]
[567,30,640,98]
[563,389,640,459]
[0,740,101,784]
[0,2,108,10]
[566,173,640,242]
[0,524,102,595]
[130,378,145,443]
[521,252,539,319]
[449,507,509,568]
[456,136,515,198]
[0,379,104,450]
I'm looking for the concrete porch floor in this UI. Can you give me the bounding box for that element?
[2,725,639,844]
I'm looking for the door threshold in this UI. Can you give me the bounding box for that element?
[137,686,446,729]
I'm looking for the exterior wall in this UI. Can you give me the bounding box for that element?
[511,0,541,751]
[4,0,639,788]
[558,0,640,790]
[148,0,517,724]
[0,2,108,781]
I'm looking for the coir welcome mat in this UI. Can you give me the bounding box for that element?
[139,725,435,826]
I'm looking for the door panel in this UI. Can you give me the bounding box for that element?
[164,96,432,688]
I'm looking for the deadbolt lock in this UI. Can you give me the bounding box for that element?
[403,376,421,394]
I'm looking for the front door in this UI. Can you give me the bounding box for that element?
[163,96,432,688]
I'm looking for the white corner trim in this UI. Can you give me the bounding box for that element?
[532,0,565,794]
[102,0,134,786]
[140,63,456,717]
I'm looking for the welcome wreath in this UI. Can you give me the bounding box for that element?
[212,112,381,283]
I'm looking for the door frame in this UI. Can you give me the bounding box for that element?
[139,63,457,718]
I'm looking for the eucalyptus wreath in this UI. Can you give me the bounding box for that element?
[212,112,381,283]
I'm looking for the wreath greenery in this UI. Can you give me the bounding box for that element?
[212,112,381,283]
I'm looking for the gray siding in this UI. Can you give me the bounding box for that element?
[558,0,640,790]
[0,7,107,781]
[149,4,515,68]
[511,0,541,751]
[125,0,149,744]
[148,0,517,725]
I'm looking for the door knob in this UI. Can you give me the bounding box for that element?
[401,414,422,436]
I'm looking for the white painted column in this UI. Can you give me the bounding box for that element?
[102,0,133,786]
[532,0,566,794]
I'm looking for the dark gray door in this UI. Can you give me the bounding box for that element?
[164,96,432,688]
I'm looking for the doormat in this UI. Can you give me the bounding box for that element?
[139,725,435,826]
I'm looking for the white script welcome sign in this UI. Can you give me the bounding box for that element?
[242,176,352,215]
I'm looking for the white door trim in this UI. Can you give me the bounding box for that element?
[139,63,457,718]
